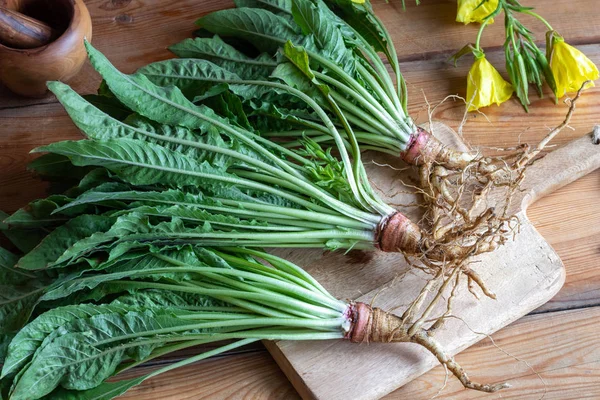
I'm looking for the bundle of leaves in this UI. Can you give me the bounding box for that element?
[0,238,508,400]
[0,39,504,270]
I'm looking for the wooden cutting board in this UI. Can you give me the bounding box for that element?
[264,122,600,400]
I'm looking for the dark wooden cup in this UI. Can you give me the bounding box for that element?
[0,0,92,97]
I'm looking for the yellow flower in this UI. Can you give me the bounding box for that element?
[467,56,514,111]
[456,0,498,24]
[550,38,599,97]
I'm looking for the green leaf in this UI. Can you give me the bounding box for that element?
[0,332,15,364]
[3,197,72,229]
[291,0,356,74]
[0,285,44,332]
[1,228,48,254]
[198,8,297,54]
[81,94,132,121]
[43,339,256,400]
[113,288,232,311]
[235,0,292,14]
[9,307,225,400]
[137,58,279,108]
[202,91,253,130]
[16,215,113,270]
[46,213,151,270]
[50,81,278,172]
[0,246,19,280]
[1,303,133,379]
[27,154,74,177]
[44,375,148,400]
[136,59,243,100]
[35,138,293,210]
[169,36,276,80]
[321,0,386,51]
[85,41,237,133]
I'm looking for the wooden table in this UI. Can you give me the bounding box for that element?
[1,1,599,398]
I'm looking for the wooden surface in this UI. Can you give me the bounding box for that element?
[1,0,600,398]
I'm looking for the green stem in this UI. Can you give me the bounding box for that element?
[220,248,333,298]
[116,280,343,318]
[519,10,553,31]
[213,198,374,230]
[124,228,374,246]
[475,18,492,51]
[152,255,347,312]
[313,71,392,123]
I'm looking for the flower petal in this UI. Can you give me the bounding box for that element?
[551,40,599,97]
[456,0,498,24]
[467,56,514,111]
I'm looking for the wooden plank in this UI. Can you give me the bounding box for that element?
[2,0,600,109]
[115,350,299,400]
[390,307,600,399]
[529,173,600,313]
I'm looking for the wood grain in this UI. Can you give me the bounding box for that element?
[1,0,600,398]
[0,6,57,48]
[392,307,600,399]
[115,351,299,400]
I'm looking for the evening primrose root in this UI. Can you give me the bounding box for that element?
[347,302,510,393]
[409,83,586,263]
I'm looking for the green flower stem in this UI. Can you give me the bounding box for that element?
[206,251,331,296]
[316,84,395,216]
[262,130,402,154]
[347,21,404,112]
[230,169,384,219]
[107,339,261,395]
[475,18,492,51]
[113,337,236,375]
[309,51,399,126]
[139,212,327,232]
[241,80,374,218]
[92,316,345,348]
[520,9,553,31]
[202,294,295,318]
[281,135,400,155]
[328,90,398,137]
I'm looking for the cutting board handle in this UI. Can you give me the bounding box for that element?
[519,132,600,210]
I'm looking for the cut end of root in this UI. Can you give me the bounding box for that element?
[348,302,408,343]
[376,212,423,255]
[401,127,475,169]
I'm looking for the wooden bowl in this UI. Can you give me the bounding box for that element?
[0,0,92,97]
